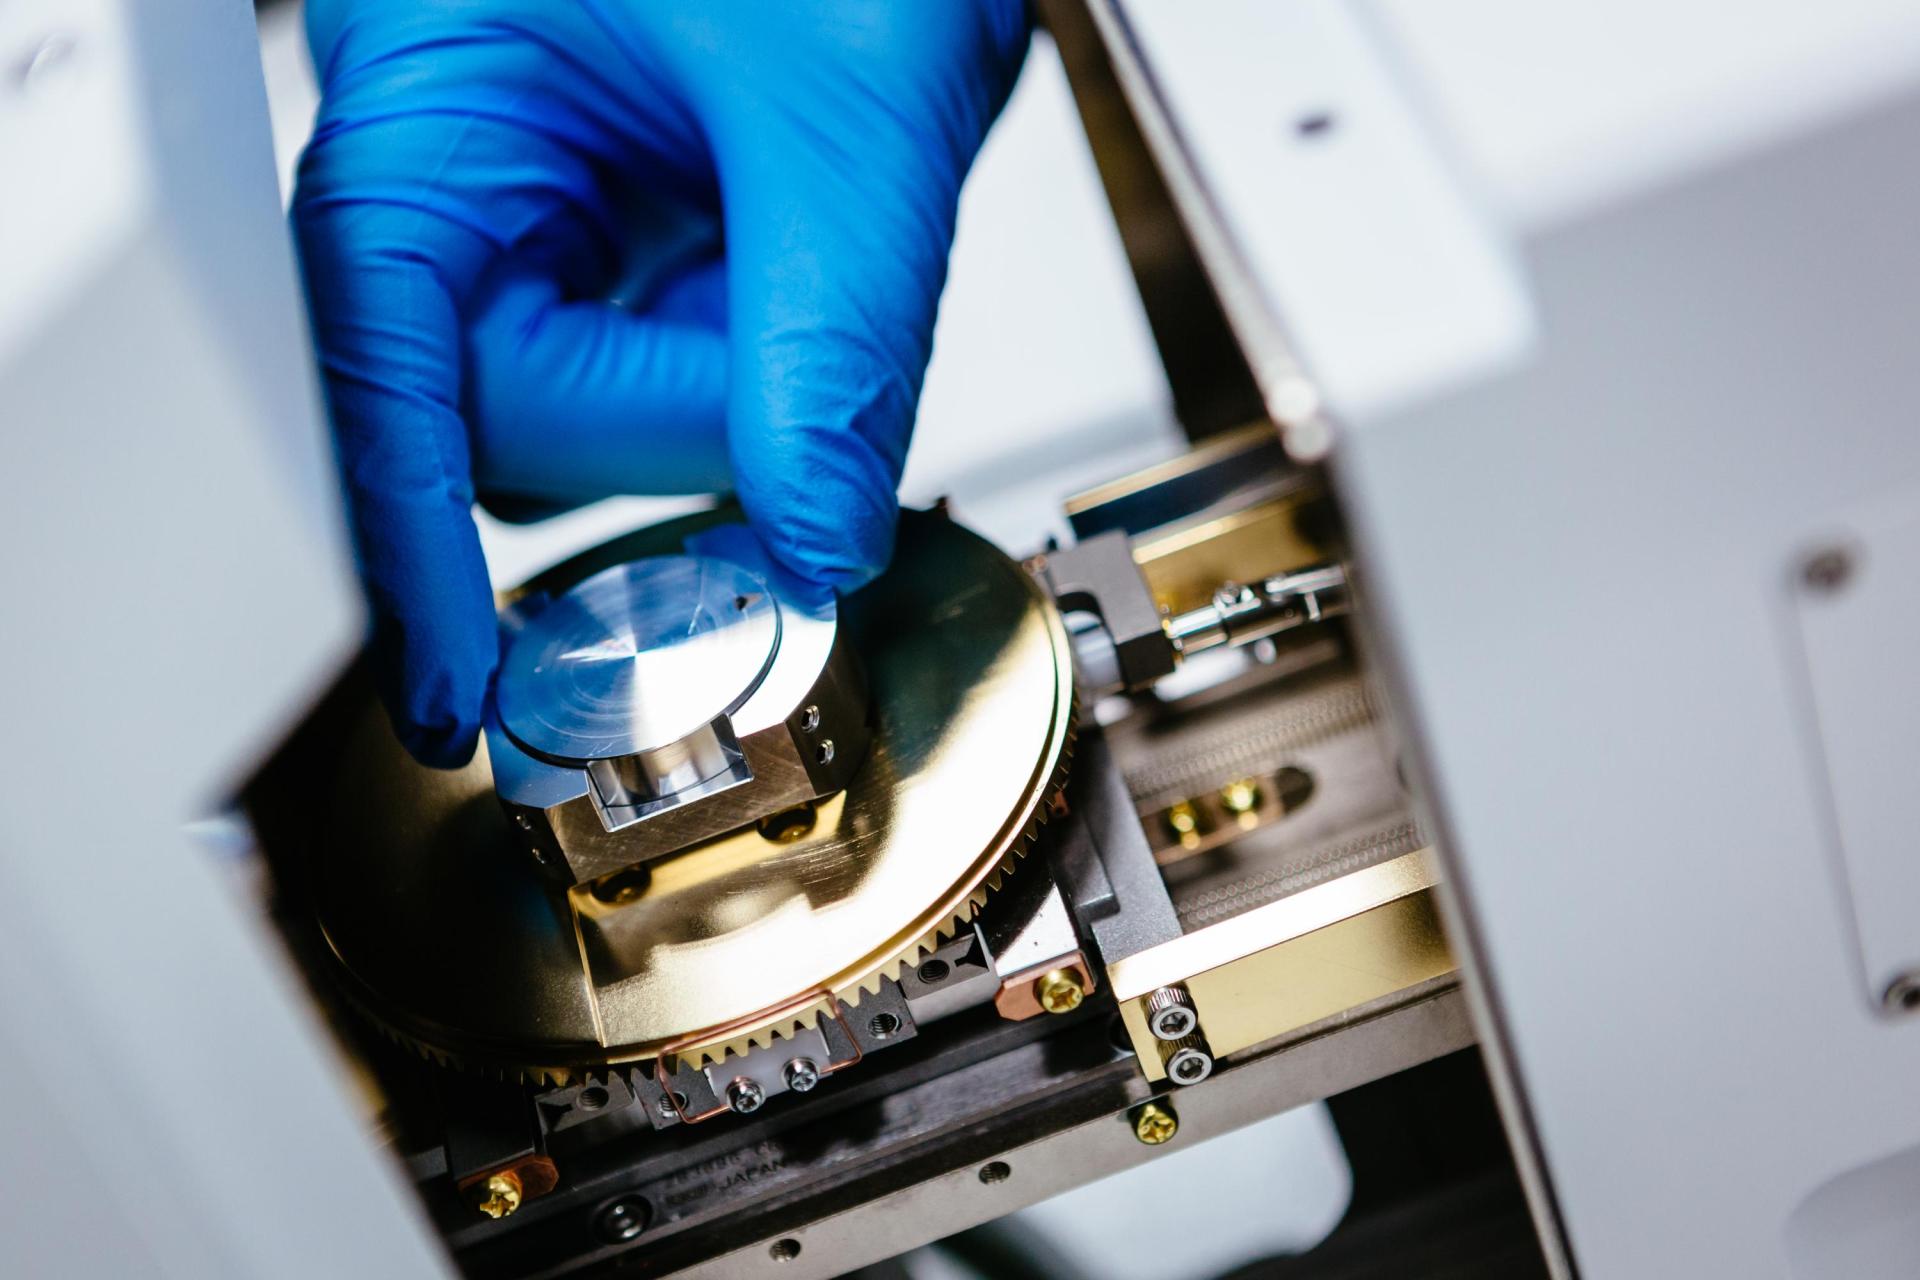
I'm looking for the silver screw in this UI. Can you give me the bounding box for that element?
[726,1077,765,1114]
[1167,1046,1213,1085]
[783,1058,821,1093]
[1800,545,1856,595]
[1146,986,1198,1042]
[1884,973,1920,1014]
[1160,1031,1214,1086]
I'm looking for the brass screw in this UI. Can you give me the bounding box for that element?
[755,803,818,844]
[1164,800,1202,847]
[1219,778,1261,818]
[1034,968,1086,1015]
[471,1170,523,1219]
[1131,1100,1178,1146]
[589,866,650,907]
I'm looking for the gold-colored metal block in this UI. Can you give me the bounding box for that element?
[1131,496,1326,617]
[1061,422,1327,617]
[1109,849,1454,1082]
[1062,423,1277,521]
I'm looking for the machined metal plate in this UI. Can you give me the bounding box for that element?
[305,510,1074,1080]
[1111,848,1453,1082]
[572,983,1472,1280]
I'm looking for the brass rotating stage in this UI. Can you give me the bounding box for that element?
[306,510,1074,1083]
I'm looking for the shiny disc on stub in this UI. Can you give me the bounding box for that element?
[305,510,1074,1081]
[496,556,779,763]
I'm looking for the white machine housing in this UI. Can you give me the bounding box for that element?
[1108,1,1920,1276]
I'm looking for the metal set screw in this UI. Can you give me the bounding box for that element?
[1146,986,1198,1041]
[1159,1031,1214,1086]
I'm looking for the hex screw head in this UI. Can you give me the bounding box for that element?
[783,1057,821,1093]
[727,1077,766,1114]
[471,1170,523,1219]
[1160,1031,1215,1086]
[1034,968,1086,1015]
[1146,987,1198,1042]
[1131,1100,1179,1145]
[1167,1047,1212,1084]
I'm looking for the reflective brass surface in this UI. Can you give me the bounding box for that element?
[1110,849,1455,1082]
[1131,495,1325,616]
[307,511,1074,1079]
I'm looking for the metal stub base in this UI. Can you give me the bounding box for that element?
[486,525,871,885]
[304,509,1076,1079]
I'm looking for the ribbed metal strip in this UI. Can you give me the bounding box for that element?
[1122,676,1374,806]
[1173,816,1425,929]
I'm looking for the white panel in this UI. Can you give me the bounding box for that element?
[1121,0,1536,423]
[1792,497,1920,1010]
[1787,1142,1920,1280]
[1369,0,1920,230]
[1332,60,1920,1280]
[0,0,449,1275]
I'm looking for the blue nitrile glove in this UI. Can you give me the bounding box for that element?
[293,1,1030,766]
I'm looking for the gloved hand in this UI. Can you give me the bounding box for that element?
[293,1,1030,766]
